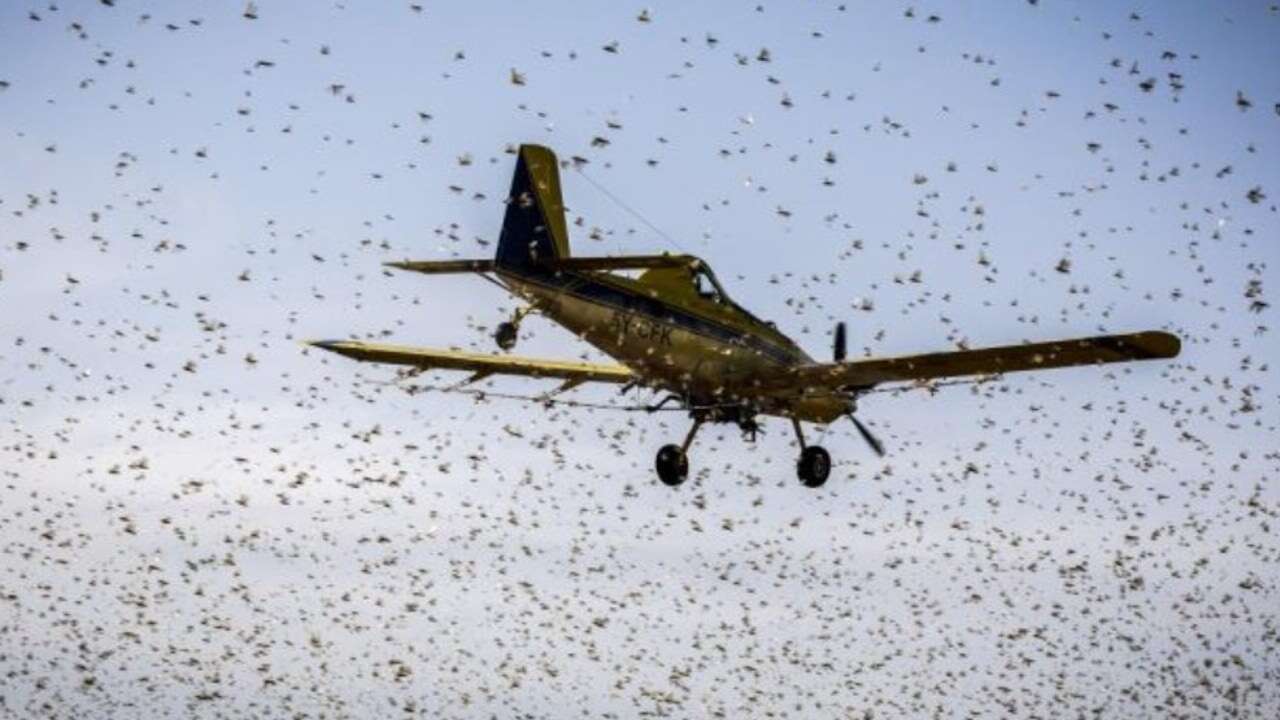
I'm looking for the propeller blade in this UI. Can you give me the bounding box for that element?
[849,414,885,457]
[834,321,847,362]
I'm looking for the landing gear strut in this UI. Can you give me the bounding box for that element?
[655,417,702,487]
[793,418,831,488]
[653,408,832,488]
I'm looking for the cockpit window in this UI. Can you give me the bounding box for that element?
[685,263,781,336]
[693,269,722,303]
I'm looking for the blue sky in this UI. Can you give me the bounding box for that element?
[2,2,1278,716]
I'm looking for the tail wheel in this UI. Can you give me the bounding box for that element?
[655,444,688,486]
[797,446,831,488]
[494,321,518,351]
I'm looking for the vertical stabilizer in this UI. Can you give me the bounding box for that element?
[495,144,570,269]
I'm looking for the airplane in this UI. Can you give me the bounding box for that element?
[309,144,1181,488]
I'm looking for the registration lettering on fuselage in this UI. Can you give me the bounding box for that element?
[608,310,673,347]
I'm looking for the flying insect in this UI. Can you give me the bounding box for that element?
[310,144,1180,488]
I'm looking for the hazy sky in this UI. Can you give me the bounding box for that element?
[2,2,1278,717]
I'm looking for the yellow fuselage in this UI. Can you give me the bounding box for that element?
[500,268,852,423]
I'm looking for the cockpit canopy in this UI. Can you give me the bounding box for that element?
[634,257,730,305]
[635,257,782,327]
[691,265,727,304]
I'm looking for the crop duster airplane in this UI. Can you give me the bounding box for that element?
[310,144,1181,488]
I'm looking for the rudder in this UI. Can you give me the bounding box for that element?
[495,144,570,270]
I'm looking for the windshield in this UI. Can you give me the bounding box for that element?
[693,268,723,303]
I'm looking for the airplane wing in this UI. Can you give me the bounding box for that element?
[777,330,1180,391]
[307,340,635,385]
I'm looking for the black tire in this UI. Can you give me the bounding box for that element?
[494,322,518,351]
[797,446,831,488]
[655,444,688,487]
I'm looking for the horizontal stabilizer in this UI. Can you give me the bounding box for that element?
[308,340,634,385]
[385,254,696,276]
[385,259,496,274]
[541,255,698,272]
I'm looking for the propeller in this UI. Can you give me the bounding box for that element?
[832,320,884,456]
[848,413,886,457]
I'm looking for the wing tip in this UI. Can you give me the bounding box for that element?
[306,339,358,355]
[1140,330,1181,359]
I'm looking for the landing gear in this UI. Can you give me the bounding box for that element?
[797,446,831,488]
[494,321,518,351]
[792,418,831,488]
[654,415,703,487]
[651,409,833,488]
[655,445,688,486]
[493,306,534,351]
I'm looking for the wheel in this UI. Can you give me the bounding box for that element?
[797,446,831,488]
[655,444,688,487]
[494,321,518,351]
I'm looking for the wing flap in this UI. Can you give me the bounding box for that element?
[784,330,1180,390]
[308,340,634,385]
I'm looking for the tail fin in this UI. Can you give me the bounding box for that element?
[495,144,570,270]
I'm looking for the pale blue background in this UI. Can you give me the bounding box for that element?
[1,2,1277,716]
